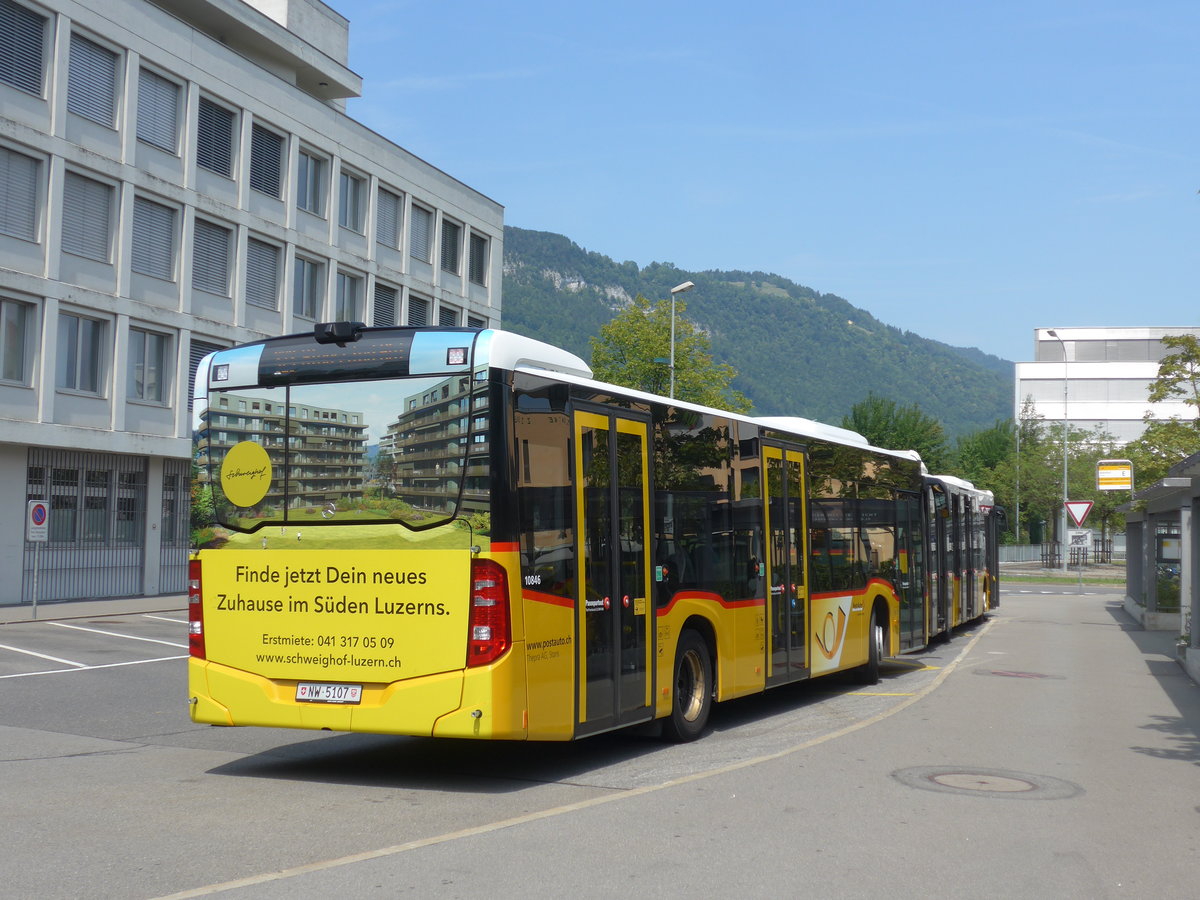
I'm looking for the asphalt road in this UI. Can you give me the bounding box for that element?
[2,586,1197,899]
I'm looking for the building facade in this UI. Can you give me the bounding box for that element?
[1,0,503,605]
[1014,326,1200,444]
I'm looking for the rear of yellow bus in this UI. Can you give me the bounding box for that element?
[187,326,528,739]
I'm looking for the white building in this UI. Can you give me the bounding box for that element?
[1,0,503,605]
[1014,327,1200,444]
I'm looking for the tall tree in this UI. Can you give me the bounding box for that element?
[589,294,751,412]
[1147,334,1200,423]
[841,392,949,470]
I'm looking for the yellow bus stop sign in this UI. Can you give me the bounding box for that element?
[1096,459,1133,491]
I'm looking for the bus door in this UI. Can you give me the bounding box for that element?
[963,503,978,620]
[573,408,653,736]
[763,443,808,686]
[896,491,925,650]
[928,486,950,636]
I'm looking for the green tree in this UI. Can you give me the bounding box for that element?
[589,294,751,412]
[953,418,1013,484]
[841,392,949,470]
[1124,415,1200,487]
[1147,334,1200,421]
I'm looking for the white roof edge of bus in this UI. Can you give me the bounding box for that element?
[927,473,996,503]
[928,473,977,491]
[755,416,868,448]
[512,365,923,462]
[485,331,593,379]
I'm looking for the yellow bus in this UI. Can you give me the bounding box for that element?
[188,323,949,742]
[924,474,1002,638]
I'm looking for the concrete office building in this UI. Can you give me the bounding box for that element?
[1,0,503,605]
[1014,326,1200,445]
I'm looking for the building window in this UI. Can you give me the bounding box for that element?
[467,314,485,329]
[293,256,323,319]
[82,469,109,542]
[373,283,397,326]
[249,123,284,198]
[338,170,365,232]
[440,219,461,274]
[0,145,40,241]
[128,327,169,402]
[1,297,33,383]
[0,0,47,96]
[116,471,144,543]
[407,294,430,326]
[438,305,460,327]
[196,97,235,177]
[245,237,280,310]
[136,67,179,153]
[410,204,432,262]
[376,188,401,248]
[192,219,231,296]
[67,33,118,127]
[468,233,488,286]
[188,338,224,411]
[297,149,325,215]
[50,467,79,542]
[131,196,176,280]
[57,312,105,394]
[61,171,112,262]
[335,271,362,320]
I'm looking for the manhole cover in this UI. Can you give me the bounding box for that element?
[893,766,1083,800]
[931,773,1035,792]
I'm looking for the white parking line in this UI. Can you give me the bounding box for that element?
[0,654,187,679]
[0,642,86,668]
[51,621,187,648]
[143,614,186,624]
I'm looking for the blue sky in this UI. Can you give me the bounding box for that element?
[332,0,1197,362]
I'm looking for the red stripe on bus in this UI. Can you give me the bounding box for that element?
[524,590,575,609]
[811,578,899,601]
[490,541,520,553]
[656,591,765,616]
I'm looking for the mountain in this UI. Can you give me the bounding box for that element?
[500,226,1013,438]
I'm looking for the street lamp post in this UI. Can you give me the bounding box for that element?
[1047,329,1069,572]
[668,281,694,399]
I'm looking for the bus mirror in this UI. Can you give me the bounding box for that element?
[314,321,365,346]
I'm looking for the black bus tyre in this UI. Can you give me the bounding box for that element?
[663,630,712,742]
[857,612,883,685]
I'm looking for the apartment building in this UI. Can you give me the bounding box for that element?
[1,0,503,605]
[1014,326,1200,444]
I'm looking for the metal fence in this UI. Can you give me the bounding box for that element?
[23,449,147,602]
[159,457,192,594]
[1000,540,1123,566]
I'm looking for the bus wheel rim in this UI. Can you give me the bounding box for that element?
[678,649,705,721]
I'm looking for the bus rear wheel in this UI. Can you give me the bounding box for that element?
[856,612,884,685]
[663,630,712,742]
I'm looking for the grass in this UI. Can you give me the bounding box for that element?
[1003,573,1126,587]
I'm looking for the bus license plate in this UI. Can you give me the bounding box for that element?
[296,682,362,704]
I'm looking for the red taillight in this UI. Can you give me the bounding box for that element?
[188,558,206,659]
[467,558,510,667]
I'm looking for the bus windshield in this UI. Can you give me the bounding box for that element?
[194,367,490,541]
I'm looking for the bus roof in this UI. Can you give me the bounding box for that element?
[515,364,924,464]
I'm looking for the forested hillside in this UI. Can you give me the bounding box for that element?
[500,226,1012,437]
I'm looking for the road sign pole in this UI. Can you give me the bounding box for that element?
[26,500,49,619]
[31,541,39,620]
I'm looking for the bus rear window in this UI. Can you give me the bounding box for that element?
[193,374,489,536]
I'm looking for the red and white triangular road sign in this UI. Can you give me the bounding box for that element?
[1065,500,1093,527]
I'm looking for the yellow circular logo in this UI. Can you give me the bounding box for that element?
[220,441,273,508]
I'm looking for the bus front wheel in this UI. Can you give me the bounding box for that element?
[663,630,712,742]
